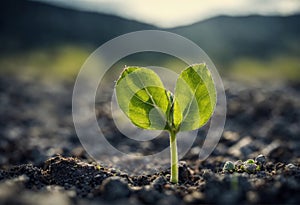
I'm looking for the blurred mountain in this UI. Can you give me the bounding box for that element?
[0,0,156,52]
[1,0,299,75]
[172,15,300,65]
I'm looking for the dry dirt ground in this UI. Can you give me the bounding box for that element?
[0,77,300,204]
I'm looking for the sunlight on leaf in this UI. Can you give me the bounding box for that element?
[173,64,216,131]
[116,66,170,130]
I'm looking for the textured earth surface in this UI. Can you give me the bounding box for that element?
[0,76,300,204]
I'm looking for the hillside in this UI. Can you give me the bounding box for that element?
[172,15,300,64]
[0,0,299,81]
[0,0,156,52]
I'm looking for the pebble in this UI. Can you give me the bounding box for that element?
[284,163,298,175]
[100,176,130,200]
[202,169,214,180]
[234,160,243,171]
[178,162,192,182]
[151,176,167,191]
[137,188,162,204]
[255,154,266,166]
[243,163,258,173]
[286,163,297,170]
[262,141,293,161]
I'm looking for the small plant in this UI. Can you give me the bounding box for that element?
[223,161,235,173]
[115,64,216,183]
[223,155,266,174]
[243,159,260,173]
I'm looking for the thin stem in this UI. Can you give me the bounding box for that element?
[169,130,178,183]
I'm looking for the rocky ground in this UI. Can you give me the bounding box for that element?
[0,76,300,205]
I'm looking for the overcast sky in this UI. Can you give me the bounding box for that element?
[38,0,300,28]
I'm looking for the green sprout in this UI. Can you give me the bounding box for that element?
[115,64,216,183]
[224,156,266,174]
[223,161,235,173]
[245,159,255,164]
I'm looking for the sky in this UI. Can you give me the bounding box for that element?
[38,0,300,28]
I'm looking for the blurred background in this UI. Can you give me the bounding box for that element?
[0,0,300,168]
[1,0,300,84]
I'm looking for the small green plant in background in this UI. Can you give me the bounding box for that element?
[223,155,266,174]
[115,64,216,183]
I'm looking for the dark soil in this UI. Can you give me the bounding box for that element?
[0,76,300,205]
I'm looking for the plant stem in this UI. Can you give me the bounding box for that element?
[169,130,178,183]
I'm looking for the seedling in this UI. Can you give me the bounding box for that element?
[223,161,235,172]
[115,64,216,183]
[224,156,266,174]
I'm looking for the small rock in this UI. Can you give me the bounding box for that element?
[93,174,105,184]
[151,176,167,191]
[286,163,297,170]
[178,162,192,183]
[255,154,266,166]
[202,169,214,180]
[100,176,130,200]
[262,141,293,161]
[132,175,150,186]
[284,163,298,175]
[138,188,162,204]
[234,160,243,171]
[243,163,258,173]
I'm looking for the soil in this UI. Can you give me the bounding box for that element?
[0,76,300,205]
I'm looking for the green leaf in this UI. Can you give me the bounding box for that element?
[115,66,170,130]
[173,63,216,131]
